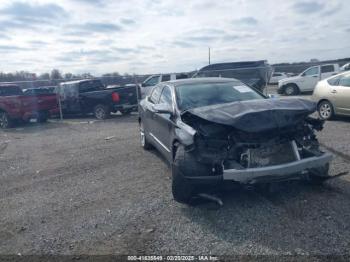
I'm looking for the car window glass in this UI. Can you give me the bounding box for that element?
[339,75,350,87]
[303,67,319,76]
[145,76,160,86]
[176,81,264,111]
[79,80,103,93]
[159,86,172,105]
[0,86,22,96]
[321,65,334,73]
[149,84,163,103]
[327,75,342,86]
[162,75,171,82]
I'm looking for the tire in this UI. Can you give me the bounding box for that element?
[308,163,330,185]
[172,145,212,204]
[0,111,13,129]
[37,111,48,123]
[93,104,110,120]
[139,121,152,150]
[284,84,299,96]
[120,109,132,115]
[318,100,334,120]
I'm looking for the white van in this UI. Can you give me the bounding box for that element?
[278,64,340,95]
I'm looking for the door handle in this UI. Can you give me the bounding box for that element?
[331,90,337,94]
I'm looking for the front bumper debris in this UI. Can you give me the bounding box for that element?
[223,152,333,184]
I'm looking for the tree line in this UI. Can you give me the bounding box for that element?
[0,69,131,83]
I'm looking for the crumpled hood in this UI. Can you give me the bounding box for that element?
[182,98,316,133]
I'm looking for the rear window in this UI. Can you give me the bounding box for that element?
[176,81,264,111]
[79,80,104,93]
[321,65,335,73]
[0,86,23,96]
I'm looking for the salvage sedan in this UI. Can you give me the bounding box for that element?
[138,78,333,204]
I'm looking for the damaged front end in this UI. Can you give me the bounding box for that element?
[181,98,333,184]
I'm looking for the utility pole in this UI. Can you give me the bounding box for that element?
[208,47,211,65]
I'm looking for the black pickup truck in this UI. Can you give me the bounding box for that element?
[56,79,138,119]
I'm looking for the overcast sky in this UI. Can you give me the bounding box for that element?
[0,0,349,75]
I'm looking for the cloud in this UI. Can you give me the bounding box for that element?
[72,0,106,5]
[292,1,325,14]
[113,47,139,54]
[0,45,30,52]
[322,3,342,16]
[232,17,258,26]
[62,39,86,44]
[185,36,218,43]
[74,22,122,33]
[120,18,135,25]
[172,40,195,48]
[0,2,67,21]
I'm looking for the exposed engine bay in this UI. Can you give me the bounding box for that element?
[181,98,330,181]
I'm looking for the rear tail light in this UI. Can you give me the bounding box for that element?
[112,92,120,102]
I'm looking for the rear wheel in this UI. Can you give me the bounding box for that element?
[0,112,13,129]
[318,100,334,120]
[93,104,110,120]
[284,84,299,96]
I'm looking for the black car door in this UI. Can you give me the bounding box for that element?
[152,85,174,161]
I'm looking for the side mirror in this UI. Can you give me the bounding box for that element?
[152,103,173,114]
[141,82,146,87]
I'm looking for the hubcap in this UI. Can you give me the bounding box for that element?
[140,122,145,147]
[320,103,331,119]
[95,108,105,119]
[285,86,294,95]
[0,113,8,128]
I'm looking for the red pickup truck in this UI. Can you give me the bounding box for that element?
[0,84,58,128]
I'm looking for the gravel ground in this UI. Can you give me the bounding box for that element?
[1,110,350,256]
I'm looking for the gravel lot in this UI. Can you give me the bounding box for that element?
[1,101,350,256]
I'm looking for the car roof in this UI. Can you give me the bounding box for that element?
[165,77,239,87]
[60,79,100,85]
[0,83,20,88]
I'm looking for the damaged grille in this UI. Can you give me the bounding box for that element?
[246,142,297,168]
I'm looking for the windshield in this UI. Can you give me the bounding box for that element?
[176,81,264,111]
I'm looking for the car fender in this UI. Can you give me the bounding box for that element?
[175,120,196,146]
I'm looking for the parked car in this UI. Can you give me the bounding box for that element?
[278,64,340,95]
[0,84,58,128]
[340,63,350,72]
[313,71,350,120]
[138,78,332,203]
[269,72,288,84]
[56,79,138,119]
[140,73,189,98]
[193,60,273,92]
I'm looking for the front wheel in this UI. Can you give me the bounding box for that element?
[318,101,334,120]
[172,145,202,204]
[284,84,299,96]
[93,104,110,120]
[0,112,13,129]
